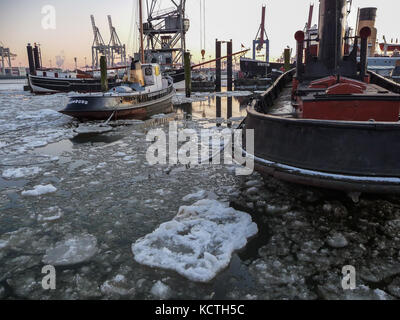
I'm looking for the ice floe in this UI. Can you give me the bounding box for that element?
[132,199,258,282]
[150,281,171,299]
[326,233,348,248]
[21,184,57,196]
[100,274,133,296]
[182,190,218,202]
[37,207,63,222]
[42,234,98,266]
[2,167,42,179]
[74,125,113,134]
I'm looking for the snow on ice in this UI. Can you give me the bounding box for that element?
[21,184,57,196]
[2,167,42,179]
[132,199,258,282]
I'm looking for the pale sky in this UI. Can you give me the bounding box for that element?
[1,0,399,69]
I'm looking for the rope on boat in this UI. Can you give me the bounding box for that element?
[103,111,116,126]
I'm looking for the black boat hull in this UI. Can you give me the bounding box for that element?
[60,85,174,121]
[244,70,400,194]
[29,75,117,94]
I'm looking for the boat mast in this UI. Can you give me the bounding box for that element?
[139,0,145,63]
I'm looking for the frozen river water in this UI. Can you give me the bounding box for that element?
[0,80,400,300]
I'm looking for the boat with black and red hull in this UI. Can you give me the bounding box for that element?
[59,61,174,121]
[242,0,400,194]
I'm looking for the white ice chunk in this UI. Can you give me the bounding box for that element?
[37,207,63,222]
[2,167,42,179]
[74,125,113,134]
[42,234,98,266]
[113,152,127,157]
[21,184,57,196]
[182,190,218,202]
[132,199,258,282]
[326,233,348,248]
[150,281,171,299]
[0,240,8,249]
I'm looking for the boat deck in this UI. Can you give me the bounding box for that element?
[268,86,295,116]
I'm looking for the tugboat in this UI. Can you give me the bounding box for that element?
[59,60,174,121]
[243,0,400,194]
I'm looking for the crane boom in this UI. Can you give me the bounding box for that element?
[91,15,98,42]
[108,15,114,37]
[256,5,266,51]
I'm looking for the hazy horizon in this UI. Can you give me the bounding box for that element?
[1,0,399,69]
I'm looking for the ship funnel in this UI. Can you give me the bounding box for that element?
[26,43,35,75]
[33,43,41,70]
[357,7,377,56]
[317,0,348,72]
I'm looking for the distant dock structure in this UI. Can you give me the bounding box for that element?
[90,15,127,69]
[0,42,26,79]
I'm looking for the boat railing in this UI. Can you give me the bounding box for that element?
[369,71,400,94]
[253,68,295,114]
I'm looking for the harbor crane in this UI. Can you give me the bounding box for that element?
[107,15,127,67]
[142,0,189,68]
[0,42,17,75]
[91,15,109,69]
[253,5,269,63]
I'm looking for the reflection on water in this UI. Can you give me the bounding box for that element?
[70,133,125,145]
[174,95,251,121]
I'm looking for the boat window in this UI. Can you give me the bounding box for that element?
[145,67,153,76]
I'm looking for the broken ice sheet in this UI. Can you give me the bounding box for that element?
[43,234,98,266]
[132,199,258,282]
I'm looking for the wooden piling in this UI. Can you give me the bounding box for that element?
[100,56,108,92]
[184,52,191,98]
[227,40,233,91]
[284,48,291,72]
[216,40,222,92]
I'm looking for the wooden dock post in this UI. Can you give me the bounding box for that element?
[100,56,108,92]
[216,39,222,92]
[227,40,233,91]
[284,48,291,71]
[184,52,191,97]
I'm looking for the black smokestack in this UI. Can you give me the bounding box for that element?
[26,43,35,75]
[33,44,41,70]
[318,0,347,72]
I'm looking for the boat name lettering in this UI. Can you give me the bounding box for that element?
[69,100,89,105]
